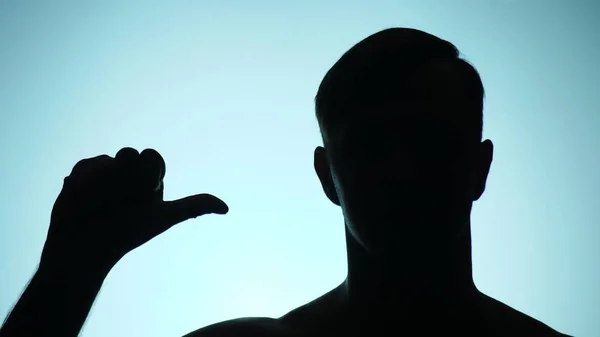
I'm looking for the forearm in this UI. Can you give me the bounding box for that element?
[1,261,109,337]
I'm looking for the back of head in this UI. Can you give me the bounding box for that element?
[315,27,484,148]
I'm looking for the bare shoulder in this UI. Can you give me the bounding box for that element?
[480,293,573,337]
[182,317,300,337]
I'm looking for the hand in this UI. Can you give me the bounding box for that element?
[40,147,229,273]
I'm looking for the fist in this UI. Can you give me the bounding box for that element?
[41,147,229,272]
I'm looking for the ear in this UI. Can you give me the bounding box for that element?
[314,146,341,206]
[472,139,494,201]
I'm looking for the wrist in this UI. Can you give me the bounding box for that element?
[39,238,119,281]
[38,251,113,284]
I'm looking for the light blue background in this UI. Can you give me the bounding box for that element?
[1,1,598,336]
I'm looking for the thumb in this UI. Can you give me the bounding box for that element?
[150,193,229,231]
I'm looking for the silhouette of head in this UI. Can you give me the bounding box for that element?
[313,28,494,256]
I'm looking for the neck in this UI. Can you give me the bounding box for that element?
[341,219,480,322]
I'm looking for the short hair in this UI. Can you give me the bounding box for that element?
[315,27,484,148]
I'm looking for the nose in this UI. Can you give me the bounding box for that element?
[381,150,422,183]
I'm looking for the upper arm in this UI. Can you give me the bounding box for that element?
[182,317,285,337]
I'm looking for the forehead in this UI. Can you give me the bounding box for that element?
[328,60,472,143]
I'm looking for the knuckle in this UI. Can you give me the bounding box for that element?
[69,154,116,184]
[140,148,159,156]
[72,154,113,171]
[72,158,90,171]
[116,147,140,158]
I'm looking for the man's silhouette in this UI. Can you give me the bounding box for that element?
[1,28,571,336]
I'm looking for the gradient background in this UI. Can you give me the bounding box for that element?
[1,1,598,336]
